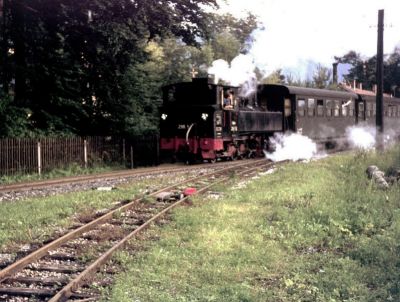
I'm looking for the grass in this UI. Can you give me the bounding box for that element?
[0,162,125,185]
[103,145,400,302]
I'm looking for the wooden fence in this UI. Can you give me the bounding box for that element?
[0,136,159,176]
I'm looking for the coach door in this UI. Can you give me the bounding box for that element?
[355,96,366,124]
[284,95,296,132]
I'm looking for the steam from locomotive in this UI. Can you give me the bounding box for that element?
[208,54,257,97]
[265,133,318,162]
[345,126,376,150]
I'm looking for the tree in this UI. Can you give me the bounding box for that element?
[385,47,400,96]
[312,64,332,89]
[0,0,220,136]
[208,13,258,53]
[335,48,400,94]
[0,95,32,137]
[138,11,259,91]
[209,30,241,63]
[262,69,285,84]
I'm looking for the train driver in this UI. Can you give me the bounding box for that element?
[223,91,234,109]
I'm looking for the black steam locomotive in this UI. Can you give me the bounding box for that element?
[159,78,400,162]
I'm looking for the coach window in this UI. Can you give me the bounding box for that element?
[284,98,292,116]
[349,100,354,116]
[389,105,395,117]
[341,100,348,117]
[358,102,365,118]
[316,99,324,116]
[298,99,306,116]
[308,98,315,116]
[326,99,332,116]
[366,102,372,117]
[333,100,340,117]
[373,103,376,116]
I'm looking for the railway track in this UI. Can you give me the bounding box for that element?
[0,158,280,301]
[0,162,223,193]
[0,159,265,197]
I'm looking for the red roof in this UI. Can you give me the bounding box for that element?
[341,84,391,97]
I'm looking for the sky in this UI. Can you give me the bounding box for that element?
[217,0,400,80]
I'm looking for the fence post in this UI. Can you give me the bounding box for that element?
[37,141,42,175]
[83,139,88,168]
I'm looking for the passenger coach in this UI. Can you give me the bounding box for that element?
[257,85,359,148]
[258,84,400,148]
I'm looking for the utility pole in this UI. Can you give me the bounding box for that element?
[376,9,384,150]
[332,62,338,86]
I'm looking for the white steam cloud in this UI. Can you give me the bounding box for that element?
[207,26,269,96]
[345,125,399,150]
[345,126,376,150]
[208,54,257,96]
[265,133,318,162]
[383,128,399,146]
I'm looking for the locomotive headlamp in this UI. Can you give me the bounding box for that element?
[201,113,209,120]
[161,113,168,120]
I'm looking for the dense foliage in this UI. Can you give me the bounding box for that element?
[335,48,400,95]
[0,0,258,137]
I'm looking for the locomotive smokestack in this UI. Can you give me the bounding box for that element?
[332,62,338,85]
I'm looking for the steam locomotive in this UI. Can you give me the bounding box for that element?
[159,77,400,163]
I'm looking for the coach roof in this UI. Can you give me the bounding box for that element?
[258,84,358,99]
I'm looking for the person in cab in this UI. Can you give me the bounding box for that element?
[223,91,234,109]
